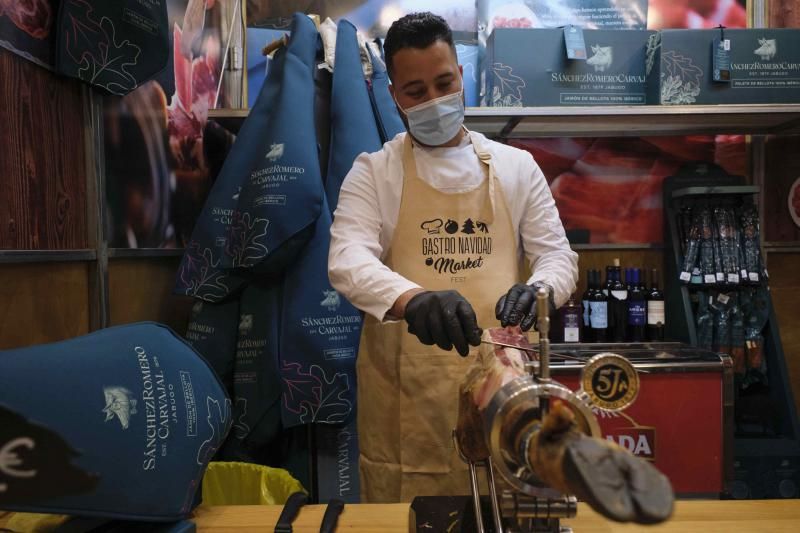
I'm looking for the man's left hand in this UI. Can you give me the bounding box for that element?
[495,282,555,331]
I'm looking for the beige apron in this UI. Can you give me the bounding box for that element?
[357,132,520,502]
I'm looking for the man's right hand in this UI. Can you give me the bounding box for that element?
[403,290,482,357]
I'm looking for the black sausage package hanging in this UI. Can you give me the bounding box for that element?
[0,323,231,521]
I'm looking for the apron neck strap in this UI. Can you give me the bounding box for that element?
[402,130,497,223]
[468,131,497,224]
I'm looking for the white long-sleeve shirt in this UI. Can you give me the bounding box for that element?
[329,131,579,321]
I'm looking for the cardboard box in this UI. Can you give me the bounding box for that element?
[647,29,800,105]
[481,28,654,106]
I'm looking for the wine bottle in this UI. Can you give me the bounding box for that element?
[589,270,609,343]
[603,266,614,296]
[627,268,646,342]
[647,268,665,342]
[582,270,593,341]
[561,294,582,343]
[610,259,627,342]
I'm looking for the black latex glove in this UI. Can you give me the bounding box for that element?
[495,282,555,332]
[404,290,482,357]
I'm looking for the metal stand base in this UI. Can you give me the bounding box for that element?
[451,430,577,533]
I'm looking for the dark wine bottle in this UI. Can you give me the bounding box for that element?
[589,270,609,343]
[647,268,665,342]
[603,266,614,296]
[627,268,646,342]
[582,270,593,341]
[610,259,627,342]
[561,294,582,343]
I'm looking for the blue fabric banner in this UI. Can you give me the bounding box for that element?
[174,13,322,302]
[279,196,362,427]
[0,323,231,521]
[184,298,241,396]
[325,21,383,210]
[367,45,406,144]
[315,417,361,503]
[223,281,284,457]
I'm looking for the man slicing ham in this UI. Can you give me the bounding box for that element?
[328,12,578,503]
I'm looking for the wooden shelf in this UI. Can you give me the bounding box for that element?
[209,104,800,137]
[671,185,761,199]
[0,250,96,264]
[107,248,185,259]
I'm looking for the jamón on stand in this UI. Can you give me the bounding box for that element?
[455,327,674,524]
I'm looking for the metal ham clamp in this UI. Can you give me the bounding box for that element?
[450,288,674,533]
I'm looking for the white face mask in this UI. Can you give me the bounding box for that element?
[397,88,465,146]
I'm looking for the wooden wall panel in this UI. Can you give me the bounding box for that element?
[0,263,90,350]
[765,252,800,418]
[770,0,800,28]
[765,2,800,245]
[108,258,194,334]
[765,0,800,422]
[0,51,88,250]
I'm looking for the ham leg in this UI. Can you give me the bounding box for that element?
[456,328,530,461]
[455,327,674,524]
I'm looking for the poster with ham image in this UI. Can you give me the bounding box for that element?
[504,0,748,244]
[511,134,746,244]
[103,0,242,248]
[0,0,56,68]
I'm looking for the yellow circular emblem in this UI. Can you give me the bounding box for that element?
[580,353,639,411]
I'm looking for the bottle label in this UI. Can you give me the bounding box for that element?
[679,271,691,282]
[589,301,608,329]
[628,302,646,326]
[582,300,590,327]
[727,273,740,284]
[564,327,580,342]
[647,301,665,326]
[563,311,580,329]
[748,272,760,282]
[715,272,725,283]
[610,290,628,301]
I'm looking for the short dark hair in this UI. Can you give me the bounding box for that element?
[383,12,456,78]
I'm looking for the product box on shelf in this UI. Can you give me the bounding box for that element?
[481,28,654,106]
[647,29,800,105]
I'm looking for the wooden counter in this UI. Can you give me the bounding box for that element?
[192,499,800,532]
[2,500,798,531]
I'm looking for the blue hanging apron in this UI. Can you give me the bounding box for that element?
[172,44,283,301]
[0,323,231,521]
[184,298,240,396]
[279,195,362,427]
[367,43,405,144]
[325,20,382,210]
[221,280,284,460]
[232,13,322,274]
[174,13,322,301]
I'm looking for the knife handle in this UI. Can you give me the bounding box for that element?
[319,498,345,533]
[274,491,309,533]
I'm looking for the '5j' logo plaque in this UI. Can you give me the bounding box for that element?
[580,353,639,411]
